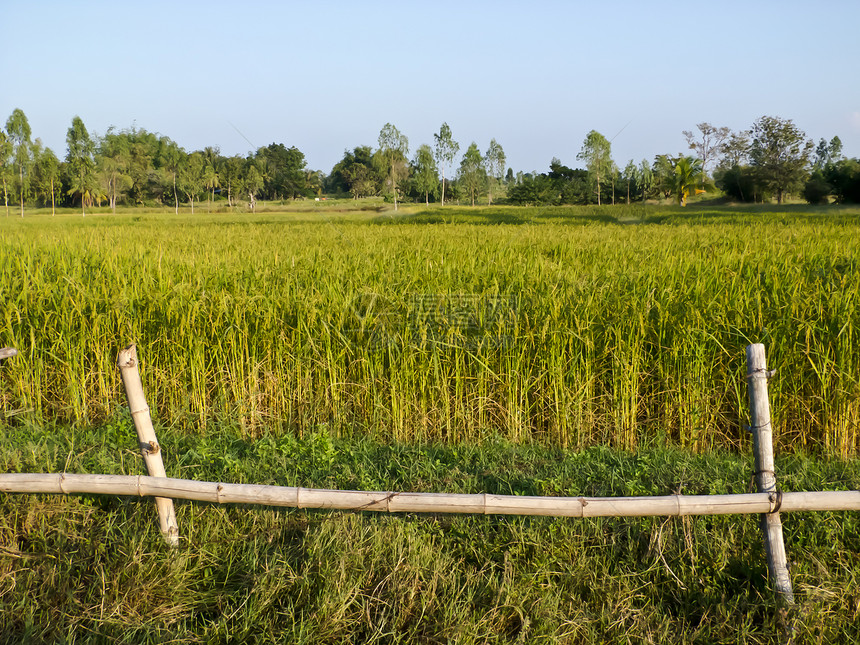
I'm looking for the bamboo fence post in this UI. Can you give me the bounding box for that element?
[117,344,179,547]
[746,343,794,604]
[0,347,17,361]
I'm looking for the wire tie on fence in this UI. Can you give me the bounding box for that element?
[745,421,772,433]
[768,490,784,514]
[745,368,777,380]
[130,406,150,417]
[59,473,68,495]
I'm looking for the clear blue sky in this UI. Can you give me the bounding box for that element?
[3,0,859,174]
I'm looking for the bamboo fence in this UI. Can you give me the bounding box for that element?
[1,472,859,518]
[1,342,858,604]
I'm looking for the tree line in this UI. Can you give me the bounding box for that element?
[2,109,859,215]
[509,118,860,207]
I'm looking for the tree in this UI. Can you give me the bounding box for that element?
[255,143,309,200]
[577,130,613,205]
[412,144,438,205]
[159,139,185,214]
[218,155,245,207]
[180,151,206,213]
[66,116,97,215]
[814,136,843,170]
[718,130,751,170]
[652,154,675,200]
[376,123,409,210]
[622,160,637,204]
[682,123,730,183]
[484,139,506,205]
[671,156,707,206]
[638,158,653,202]
[98,129,134,212]
[749,115,813,204]
[0,130,11,216]
[328,146,382,198]
[32,143,61,215]
[433,122,459,205]
[244,161,264,212]
[458,142,485,206]
[203,161,219,211]
[6,109,33,217]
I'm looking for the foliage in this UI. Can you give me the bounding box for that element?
[826,158,860,203]
[577,130,613,205]
[254,143,311,200]
[682,122,730,178]
[328,146,382,199]
[1,425,859,642]
[803,171,832,205]
[715,164,765,203]
[671,155,709,206]
[411,143,439,205]
[750,115,814,204]
[5,108,33,216]
[484,138,506,205]
[433,122,459,205]
[375,123,410,210]
[64,115,98,215]
[457,142,485,206]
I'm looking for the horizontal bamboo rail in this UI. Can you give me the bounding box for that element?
[2,473,858,517]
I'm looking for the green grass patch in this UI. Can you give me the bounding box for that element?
[1,422,859,642]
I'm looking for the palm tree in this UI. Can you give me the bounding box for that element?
[672,156,705,206]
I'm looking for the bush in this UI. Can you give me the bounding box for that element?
[803,172,832,204]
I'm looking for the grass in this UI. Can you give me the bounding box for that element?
[2,203,859,454]
[1,421,859,643]
[1,202,859,641]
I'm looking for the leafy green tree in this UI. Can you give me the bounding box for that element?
[577,130,613,205]
[457,142,485,206]
[203,161,220,211]
[0,130,11,216]
[484,139,506,205]
[329,146,381,199]
[180,151,206,213]
[652,154,675,200]
[433,122,459,205]
[376,123,409,210]
[244,161,264,212]
[32,142,61,215]
[412,144,438,204]
[158,139,185,214]
[638,159,653,201]
[749,115,813,204]
[622,160,637,204]
[66,116,97,215]
[255,143,309,200]
[717,130,751,170]
[98,129,135,212]
[218,155,245,207]
[814,136,843,170]
[6,109,33,217]
[826,158,860,203]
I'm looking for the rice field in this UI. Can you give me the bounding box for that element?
[1,204,859,455]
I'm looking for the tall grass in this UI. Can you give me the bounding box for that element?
[2,425,859,642]
[1,205,859,454]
